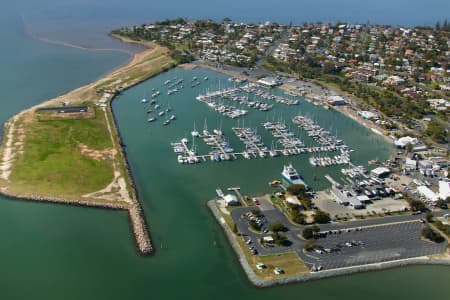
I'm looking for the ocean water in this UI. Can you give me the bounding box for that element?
[1,1,449,299]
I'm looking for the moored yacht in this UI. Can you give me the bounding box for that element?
[281,164,308,187]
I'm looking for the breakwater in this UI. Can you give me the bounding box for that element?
[207,200,450,287]
[108,94,154,255]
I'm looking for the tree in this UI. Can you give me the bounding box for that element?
[313,210,331,224]
[269,222,286,232]
[422,226,444,243]
[251,209,261,216]
[436,199,448,209]
[232,223,238,234]
[249,220,260,231]
[287,184,307,196]
[271,232,290,246]
[291,209,306,225]
[425,212,434,222]
[409,199,426,212]
[424,122,447,144]
[302,225,320,240]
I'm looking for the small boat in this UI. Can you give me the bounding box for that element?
[169,115,176,120]
[268,180,281,187]
[204,76,208,80]
[158,111,165,117]
[154,104,160,109]
[163,119,170,126]
[146,109,153,113]
[147,117,156,122]
[141,98,148,103]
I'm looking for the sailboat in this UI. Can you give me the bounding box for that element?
[269,141,279,157]
[141,92,148,103]
[202,119,209,136]
[191,121,199,137]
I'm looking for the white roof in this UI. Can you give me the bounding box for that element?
[439,181,450,200]
[371,167,390,176]
[395,136,418,147]
[328,95,345,102]
[223,194,238,203]
[285,197,299,205]
[417,186,438,202]
[357,195,370,202]
[263,236,274,242]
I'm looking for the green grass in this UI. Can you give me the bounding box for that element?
[8,108,114,198]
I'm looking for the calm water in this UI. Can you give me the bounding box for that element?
[1,1,449,299]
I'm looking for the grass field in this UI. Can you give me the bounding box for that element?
[0,43,175,204]
[8,107,114,198]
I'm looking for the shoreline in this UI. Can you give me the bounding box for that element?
[207,200,450,287]
[0,37,176,256]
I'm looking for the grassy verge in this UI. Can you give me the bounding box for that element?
[8,107,114,198]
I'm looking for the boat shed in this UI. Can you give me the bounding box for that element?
[327,95,347,106]
[257,77,281,88]
[370,167,390,178]
[223,194,239,206]
[417,186,438,202]
[331,187,365,209]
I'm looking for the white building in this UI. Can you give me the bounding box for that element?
[439,181,450,200]
[394,136,418,148]
[371,167,390,178]
[358,111,379,120]
[417,186,439,202]
[223,194,239,206]
[257,77,281,88]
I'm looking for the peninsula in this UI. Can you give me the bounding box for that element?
[0,36,175,254]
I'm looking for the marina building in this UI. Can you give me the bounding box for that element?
[257,77,282,88]
[417,186,439,202]
[331,186,365,209]
[370,167,391,178]
[223,194,239,206]
[394,136,418,148]
[327,95,347,106]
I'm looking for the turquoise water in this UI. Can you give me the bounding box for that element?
[1,1,450,299]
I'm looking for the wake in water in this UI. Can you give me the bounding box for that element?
[20,14,135,56]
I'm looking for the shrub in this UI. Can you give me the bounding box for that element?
[302,225,320,239]
[313,210,331,224]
